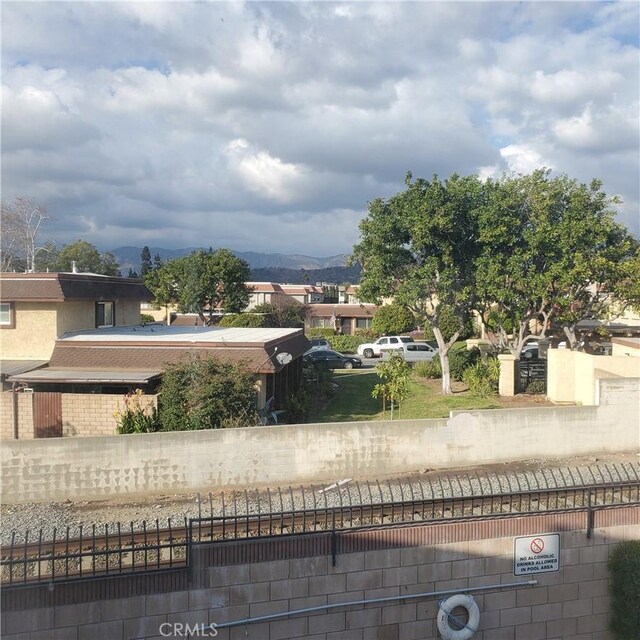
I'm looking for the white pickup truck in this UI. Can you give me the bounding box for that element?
[356,336,414,358]
[381,342,439,363]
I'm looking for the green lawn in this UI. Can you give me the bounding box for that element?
[308,369,503,423]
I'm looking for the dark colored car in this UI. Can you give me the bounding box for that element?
[303,349,363,370]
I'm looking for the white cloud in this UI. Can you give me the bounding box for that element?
[500,145,549,175]
[1,1,638,255]
[226,140,307,203]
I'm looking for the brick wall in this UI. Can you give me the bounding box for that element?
[3,509,638,640]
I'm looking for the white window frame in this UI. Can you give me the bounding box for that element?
[0,302,14,328]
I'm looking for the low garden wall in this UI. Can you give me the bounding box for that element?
[2,378,638,504]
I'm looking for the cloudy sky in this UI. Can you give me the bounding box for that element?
[2,1,638,258]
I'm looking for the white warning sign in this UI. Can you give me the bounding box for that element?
[514,534,560,575]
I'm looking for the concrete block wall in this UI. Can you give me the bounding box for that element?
[3,517,638,640]
[0,391,33,440]
[61,393,157,437]
[0,391,158,440]
[62,393,122,437]
[3,399,639,503]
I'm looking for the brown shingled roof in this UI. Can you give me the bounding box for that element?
[49,332,310,373]
[0,273,152,302]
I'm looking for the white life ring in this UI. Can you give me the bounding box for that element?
[437,594,480,640]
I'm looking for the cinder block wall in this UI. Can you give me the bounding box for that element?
[61,393,157,437]
[0,391,158,440]
[3,512,638,640]
[3,390,639,503]
[0,392,34,440]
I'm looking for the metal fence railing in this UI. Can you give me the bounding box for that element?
[2,463,639,587]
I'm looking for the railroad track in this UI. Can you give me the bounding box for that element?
[3,480,639,586]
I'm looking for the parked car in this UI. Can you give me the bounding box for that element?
[307,338,332,352]
[521,343,539,359]
[303,349,363,370]
[381,342,439,363]
[356,336,414,358]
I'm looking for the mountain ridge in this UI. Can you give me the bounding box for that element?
[110,246,350,273]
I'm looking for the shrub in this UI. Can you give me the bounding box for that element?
[159,357,260,430]
[140,313,156,324]
[449,347,481,381]
[115,389,161,434]
[302,361,335,407]
[285,386,311,424]
[413,359,442,379]
[306,328,335,339]
[525,380,546,394]
[354,328,379,340]
[331,334,367,353]
[219,313,266,328]
[609,540,640,639]
[462,358,500,397]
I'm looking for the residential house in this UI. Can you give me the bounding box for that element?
[1,273,308,439]
[0,271,152,362]
[338,284,361,304]
[305,303,379,334]
[245,282,325,309]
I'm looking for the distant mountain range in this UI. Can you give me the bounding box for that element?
[110,246,359,283]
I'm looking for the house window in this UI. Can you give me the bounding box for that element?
[356,318,371,329]
[0,302,14,328]
[96,301,115,328]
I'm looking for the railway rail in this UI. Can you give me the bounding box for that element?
[2,472,639,587]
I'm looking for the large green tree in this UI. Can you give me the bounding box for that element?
[475,170,638,354]
[52,240,120,276]
[352,173,483,394]
[145,248,251,324]
[371,303,415,336]
[252,298,306,328]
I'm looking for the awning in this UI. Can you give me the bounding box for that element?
[0,360,49,378]
[7,368,163,384]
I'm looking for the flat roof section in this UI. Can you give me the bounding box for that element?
[58,325,302,345]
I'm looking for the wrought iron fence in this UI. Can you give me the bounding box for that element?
[2,463,639,587]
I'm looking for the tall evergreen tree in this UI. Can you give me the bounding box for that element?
[140,246,152,277]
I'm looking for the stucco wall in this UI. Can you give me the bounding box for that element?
[2,300,145,360]
[1,302,59,359]
[3,512,638,640]
[547,349,640,405]
[3,396,638,504]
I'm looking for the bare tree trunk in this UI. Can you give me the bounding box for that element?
[433,327,457,395]
[563,326,578,350]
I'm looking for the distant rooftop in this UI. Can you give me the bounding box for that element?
[0,271,151,302]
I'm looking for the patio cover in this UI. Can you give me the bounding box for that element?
[7,369,162,384]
